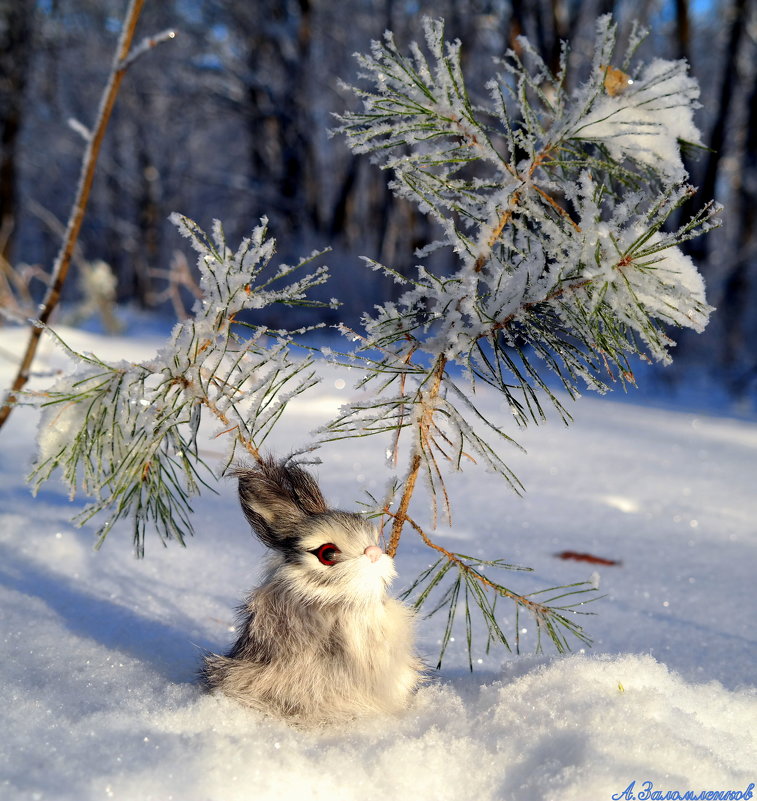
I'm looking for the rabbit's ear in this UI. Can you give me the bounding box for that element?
[233,458,327,551]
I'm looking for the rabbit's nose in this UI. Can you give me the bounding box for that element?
[364,545,383,563]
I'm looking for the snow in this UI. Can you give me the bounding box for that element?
[575,58,702,182]
[1,323,756,800]
[573,218,713,362]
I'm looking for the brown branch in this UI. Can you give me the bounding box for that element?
[173,355,263,466]
[473,146,580,273]
[0,0,172,431]
[389,509,554,619]
[532,184,582,232]
[200,395,262,465]
[387,453,422,558]
[386,353,447,556]
[473,200,520,272]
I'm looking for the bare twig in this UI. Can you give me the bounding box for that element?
[389,509,555,618]
[387,353,447,556]
[119,28,176,70]
[200,391,263,465]
[26,198,88,272]
[147,250,203,319]
[0,0,174,431]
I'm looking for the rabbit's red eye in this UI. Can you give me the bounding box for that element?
[312,543,340,565]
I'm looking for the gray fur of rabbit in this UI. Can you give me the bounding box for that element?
[201,457,422,724]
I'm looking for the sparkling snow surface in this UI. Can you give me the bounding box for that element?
[1,326,755,800]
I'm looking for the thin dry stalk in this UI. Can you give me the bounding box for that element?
[0,0,173,431]
[387,353,447,556]
[202,396,262,464]
[390,509,554,620]
[147,250,203,320]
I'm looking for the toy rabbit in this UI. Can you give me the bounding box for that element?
[202,457,422,724]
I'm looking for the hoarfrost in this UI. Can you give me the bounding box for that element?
[30,218,328,552]
[328,12,718,504]
[573,58,702,182]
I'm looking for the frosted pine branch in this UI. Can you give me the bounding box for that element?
[23,12,720,667]
[28,218,329,555]
[329,14,719,663]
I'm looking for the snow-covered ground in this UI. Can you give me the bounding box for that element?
[1,324,755,801]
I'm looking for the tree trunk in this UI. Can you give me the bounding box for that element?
[242,0,319,234]
[721,66,757,390]
[0,0,34,264]
[683,0,748,262]
[674,0,691,65]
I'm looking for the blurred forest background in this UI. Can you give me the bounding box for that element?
[1,0,756,399]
